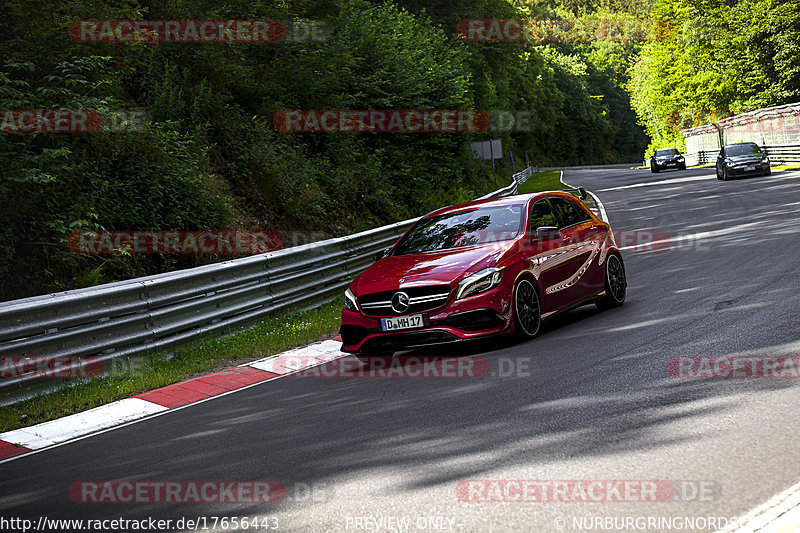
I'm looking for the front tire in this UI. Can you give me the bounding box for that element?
[514,278,541,338]
[596,254,626,310]
[722,167,729,181]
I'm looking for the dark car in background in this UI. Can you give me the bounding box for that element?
[650,148,686,173]
[716,142,771,180]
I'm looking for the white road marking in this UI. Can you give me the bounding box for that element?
[0,398,167,450]
[248,339,347,374]
[718,479,800,532]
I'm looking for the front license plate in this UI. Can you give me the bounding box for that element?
[380,314,427,332]
[747,165,756,171]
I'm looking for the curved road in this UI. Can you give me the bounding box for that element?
[3,166,800,532]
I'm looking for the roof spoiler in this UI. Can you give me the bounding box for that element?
[562,187,588,201]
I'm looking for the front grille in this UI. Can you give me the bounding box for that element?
[358,285,451,317]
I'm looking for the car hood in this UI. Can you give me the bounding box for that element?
[355,241,516,295]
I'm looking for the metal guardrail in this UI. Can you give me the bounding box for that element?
[0,168,531,402]
[764,144,800,164]
[475,166,531,200]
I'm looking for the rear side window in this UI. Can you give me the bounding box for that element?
[529,200,558,231]
[548,197,591,228]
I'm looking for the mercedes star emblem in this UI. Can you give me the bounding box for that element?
[390,291,410,314]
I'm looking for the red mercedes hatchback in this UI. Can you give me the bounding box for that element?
[340,190,626,359]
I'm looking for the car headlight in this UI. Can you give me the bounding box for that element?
[762,156,770,163]
[677,156,685,161]
[343,287,359,312]
[456,267,502,300]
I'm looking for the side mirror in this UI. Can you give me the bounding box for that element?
[535,226,561,242]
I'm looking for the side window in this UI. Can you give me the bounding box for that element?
[549,197,591,229]
[529,200,558,231]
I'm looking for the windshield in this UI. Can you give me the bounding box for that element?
[655,148,679,156]
[726,144,761,156]
[392,205,523,255]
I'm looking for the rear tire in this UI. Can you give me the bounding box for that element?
[514,278,541,339]
[596,254,626,310]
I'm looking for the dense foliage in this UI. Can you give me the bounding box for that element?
[1,0,649,300]
[629,0,800,154]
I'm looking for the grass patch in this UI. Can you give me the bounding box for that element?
[0,300,342,432]
[516,170,564,194]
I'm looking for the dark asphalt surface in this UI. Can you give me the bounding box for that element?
[3,167,800,532]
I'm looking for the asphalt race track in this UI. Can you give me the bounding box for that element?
[3,167,800,532]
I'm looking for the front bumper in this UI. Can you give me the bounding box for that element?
[726,162,769,176]
[340,287,513,353]
[654,159,683,168]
